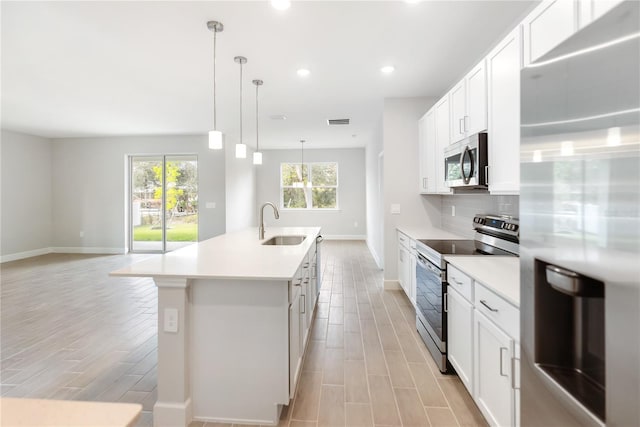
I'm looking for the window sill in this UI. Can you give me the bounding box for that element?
[280,208,342,212]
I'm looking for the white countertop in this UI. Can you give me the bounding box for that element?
[0,398,141,426]
[111,227,321,281]
[445,255,520,307]
[396,225,466,241]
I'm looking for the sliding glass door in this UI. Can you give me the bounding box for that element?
[129,155,198,253]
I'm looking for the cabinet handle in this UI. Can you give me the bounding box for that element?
[293,279,302,287]
[303,262,310,268]
[485,165,489,186]
[451,278,463,285]
[301,294,306,314]
[480,299,498,312]
[511,357,520,389]
[304,278,310,284]
[459,118,464,134]
[499,347,509,377]
[423,177,427,189]
[444,292,448,313]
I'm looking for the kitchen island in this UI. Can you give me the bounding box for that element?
[111,226,322,427]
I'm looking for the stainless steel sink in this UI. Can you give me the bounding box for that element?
[262,235,306,246]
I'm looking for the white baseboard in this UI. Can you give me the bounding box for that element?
[153,398,192,427]
[384,280,401,290]
[366,239,383,270]
[51,247,126,255]
[322,235,366,240]
[0,247,52,263]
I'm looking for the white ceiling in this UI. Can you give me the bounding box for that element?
[1,0,537,149]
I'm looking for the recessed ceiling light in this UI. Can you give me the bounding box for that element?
[297,68,310,77]
[405,0,421,3]
[381,65,395,74]
[271,0,291,11]
[270,114,287,120]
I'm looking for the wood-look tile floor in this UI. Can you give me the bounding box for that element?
[1,242,487,427]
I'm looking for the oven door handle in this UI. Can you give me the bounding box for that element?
[417,253,442,276]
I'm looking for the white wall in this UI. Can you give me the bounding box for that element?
[256,148,366,238]
[225,145,257,233]
[365,119,384,268]
[0,130,53,260]
[51,135,226,252]
[383,97,441,282]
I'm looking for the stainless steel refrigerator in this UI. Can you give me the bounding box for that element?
[520,2,639,426]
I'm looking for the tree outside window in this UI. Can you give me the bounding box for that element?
[281,162,338,209]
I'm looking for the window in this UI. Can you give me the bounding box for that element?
[281,162,338,209]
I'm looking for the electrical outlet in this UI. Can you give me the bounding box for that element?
[79,231,84,238]
[451,205,456,217]
[164,308,178,333]
[391,204,401,215]
[354,221,358,228]
[206,202,216,209]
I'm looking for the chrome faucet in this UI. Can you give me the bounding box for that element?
[259,202,280,240]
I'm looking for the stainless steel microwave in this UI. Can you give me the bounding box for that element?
[444,133,488,189]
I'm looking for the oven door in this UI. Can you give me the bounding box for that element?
[415,252,448,372]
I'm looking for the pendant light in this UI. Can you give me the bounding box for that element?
[294,139,306,188]
[207,21,224,150]
[252,79,264,165]
[234,56,248,158]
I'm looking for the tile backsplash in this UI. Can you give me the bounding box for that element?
[440,194,519,238]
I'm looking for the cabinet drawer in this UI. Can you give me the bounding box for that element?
[397,231,410,249]
[447,265,473,302]
[475,283,519,340]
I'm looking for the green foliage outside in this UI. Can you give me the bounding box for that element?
[133,222,197,241]
[281,163,338,209]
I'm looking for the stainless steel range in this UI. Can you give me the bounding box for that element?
[415,214,519,373]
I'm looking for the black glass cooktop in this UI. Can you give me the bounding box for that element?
[418,239,515,256]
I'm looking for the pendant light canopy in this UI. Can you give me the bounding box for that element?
[207,20,224,150]
[252,79,264,165]
[234,56,248,159]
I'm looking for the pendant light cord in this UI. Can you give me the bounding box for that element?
[239,60,243,144]
[213,28,217,130]
[255,84,259,152]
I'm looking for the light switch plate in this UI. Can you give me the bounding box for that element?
[391,204,401,215]
[164,308,178,333]
[206,202,216,209]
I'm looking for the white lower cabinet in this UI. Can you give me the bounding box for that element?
[474,310,517,427]
[447,286,474,392]
[288,245,319,400]
[445,263,520,427]
[288,288,302,399]
[397,231,416,305]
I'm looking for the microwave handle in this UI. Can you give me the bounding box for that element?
[460,145,472,184]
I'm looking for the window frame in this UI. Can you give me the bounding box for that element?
[280,161,339,210]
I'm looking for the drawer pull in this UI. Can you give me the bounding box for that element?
[499,347,508,377]
[444,292,448,313]
[511,357,520,390]
[480,300,498,312]
[452,278,463,285]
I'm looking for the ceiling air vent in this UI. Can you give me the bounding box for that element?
[327,118,350,125]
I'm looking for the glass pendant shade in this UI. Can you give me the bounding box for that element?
[208,130,223,150]
[235,143,247,158]
[253,151,263,165]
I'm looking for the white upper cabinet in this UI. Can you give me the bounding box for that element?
[466,61,488,136]
[486,26,522,195]
[522,0,578,66]
[450,81,467,143]
[418,109,436,194]
[578,0,623,28]
[434,96,452,194]
[450,61,488,143]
